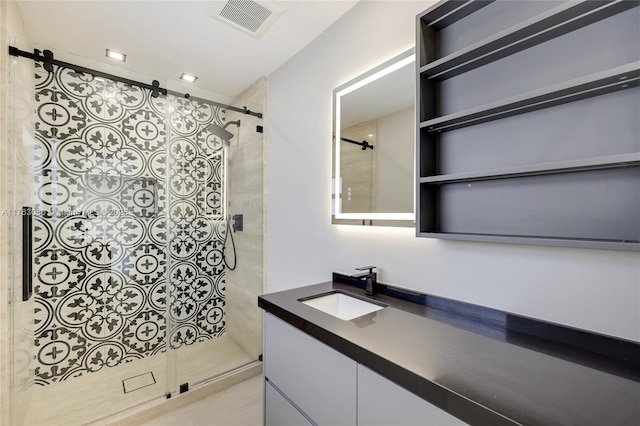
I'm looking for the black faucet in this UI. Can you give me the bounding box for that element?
[352,266,377,296]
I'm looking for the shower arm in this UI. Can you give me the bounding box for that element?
[341,137,374,150]
[222,120,241,130]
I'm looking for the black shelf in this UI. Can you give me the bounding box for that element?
[415,232,640,252]
[420,0,638,80]
[421,153,640,184]
[418,0,495,31]
[420,61,640,132]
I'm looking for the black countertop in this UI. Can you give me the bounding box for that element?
[258,280,640,426]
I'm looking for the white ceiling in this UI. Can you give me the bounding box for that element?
[16,0,359,99]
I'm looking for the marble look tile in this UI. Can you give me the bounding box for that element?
[223,80,265,362]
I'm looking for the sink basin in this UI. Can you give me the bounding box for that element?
[300,291,386,320]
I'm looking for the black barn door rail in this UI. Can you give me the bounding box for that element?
[8,46,263,118]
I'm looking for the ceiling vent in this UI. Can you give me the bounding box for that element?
[206,0,286,38]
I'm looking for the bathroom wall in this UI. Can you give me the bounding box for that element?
[1,0,35,422]
[266,0,640,341]
[225,77,266,359]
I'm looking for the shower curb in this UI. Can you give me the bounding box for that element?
[89,361,263,426]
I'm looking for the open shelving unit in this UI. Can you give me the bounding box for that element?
[416,0,640,251]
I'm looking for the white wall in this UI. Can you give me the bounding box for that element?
[266,1,640,341]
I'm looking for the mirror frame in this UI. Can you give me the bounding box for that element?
[332,48,415,226]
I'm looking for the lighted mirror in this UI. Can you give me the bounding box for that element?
[332,49,415,226]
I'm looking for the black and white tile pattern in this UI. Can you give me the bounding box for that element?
[32,63,229,385]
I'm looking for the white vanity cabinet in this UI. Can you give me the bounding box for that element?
[264,313,357,425]
[264,313,467,426]
[265,380,313,426]
[357,365,467,426]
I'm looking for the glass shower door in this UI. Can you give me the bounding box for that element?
[9,46,264,424]
[16,57,171,424]
[165,86,264,394]
[165,91,230,393]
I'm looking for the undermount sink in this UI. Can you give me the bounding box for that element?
[300,291,386,321]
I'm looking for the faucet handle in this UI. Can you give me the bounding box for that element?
[355,265,377,274]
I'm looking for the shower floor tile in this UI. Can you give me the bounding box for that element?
[19,335,253,426]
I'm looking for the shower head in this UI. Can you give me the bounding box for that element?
[206,120,241,141]
[207,123,234,141]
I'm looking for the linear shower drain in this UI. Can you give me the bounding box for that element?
[122,371,156,393]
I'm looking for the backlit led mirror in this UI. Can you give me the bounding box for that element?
[332,48,415,227]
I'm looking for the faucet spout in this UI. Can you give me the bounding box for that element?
[365,276,375,296]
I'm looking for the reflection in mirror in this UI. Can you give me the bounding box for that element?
[332,49,415,226]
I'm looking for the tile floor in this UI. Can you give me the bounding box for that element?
[142,374,263,426]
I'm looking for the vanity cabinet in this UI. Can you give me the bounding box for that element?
[357,365,466,426]
[415,0,640,251]
[264,313,357,425]
[264,313,467,425]
[265,380,313,426]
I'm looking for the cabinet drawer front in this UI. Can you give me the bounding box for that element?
[357,365,467,426]
[265,380,314,426]
[265,313,357,425]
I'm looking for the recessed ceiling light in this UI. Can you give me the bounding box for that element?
[106,49,126,62]
[180,73,198,83]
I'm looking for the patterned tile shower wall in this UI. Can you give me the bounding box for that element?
[31,63,227,386]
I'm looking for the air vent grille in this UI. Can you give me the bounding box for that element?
[220,0,273,34]
[206,0,285,38]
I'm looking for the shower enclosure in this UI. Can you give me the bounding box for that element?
[8,48,264,425]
